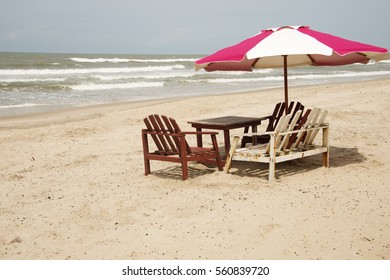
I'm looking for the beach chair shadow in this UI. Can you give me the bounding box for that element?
[327,146,367,167]
[227,158,322,180]
[152,165,216,180]
[226,146,367,180]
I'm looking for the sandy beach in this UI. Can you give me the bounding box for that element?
[0,78,389,260]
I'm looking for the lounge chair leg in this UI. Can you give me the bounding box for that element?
[322,127,330,167]
[144,158,151,176]
[322,152,329,167]
[179,136,188,180]
[181,161,188,180]
[142,132,151,176]
[269,159,275,181]
[269,135,276,181]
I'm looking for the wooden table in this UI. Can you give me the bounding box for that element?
[188,116,266,157]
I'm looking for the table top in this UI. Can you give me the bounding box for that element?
[188,115,267,130]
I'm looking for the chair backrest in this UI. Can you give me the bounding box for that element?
[277,110,303,150]
[143,114,191,155]
[267,101,304,131]
[289,108,328,149]
[303,109,328,146]
[285,108,312,149]
[266,109,307,153]
[264,107,328,154]
[265,113,292,154]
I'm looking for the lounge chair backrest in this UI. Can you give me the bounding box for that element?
[143,114,191,155]
[303,109,328,146]
[286,108,328,149]
[278,110,303,150]
[267,101,304,131]
[240,101,306,148]
[265,110,304,154]
[265,113,291,154]
[285,108,312,149]
[164,116,192,154]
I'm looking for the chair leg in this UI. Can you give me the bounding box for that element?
[322,152,329,168]
[142,132,151,176]
[322,127,330,168]
[144,158,151,176]
[269,159,275,181]
[179,136,188,180]
[181,160,188,180]
[268,135,276,181]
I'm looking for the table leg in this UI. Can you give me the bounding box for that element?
[223,129,230,157]
[252,125,258,145]
[196,128,203,147]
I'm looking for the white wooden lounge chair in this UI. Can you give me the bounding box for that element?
[224,108,329,181]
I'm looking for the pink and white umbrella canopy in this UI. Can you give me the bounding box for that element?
[195,25,390,71]
[195,25,390,111]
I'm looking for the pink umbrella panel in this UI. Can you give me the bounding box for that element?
[195,26,390,112]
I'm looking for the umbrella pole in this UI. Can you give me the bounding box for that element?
[283,55,288,115]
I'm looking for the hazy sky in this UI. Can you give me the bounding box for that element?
[1,0,389,54]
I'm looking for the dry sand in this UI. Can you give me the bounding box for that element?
[0,78,389,260]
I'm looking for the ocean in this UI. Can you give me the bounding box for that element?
[1,52,390,117]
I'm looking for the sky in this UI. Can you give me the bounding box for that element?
[1,0,390,54]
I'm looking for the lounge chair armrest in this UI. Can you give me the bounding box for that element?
[142,130,184,137]
[181,131,219,135]
[277,123,329,136]
[142,130,219,137]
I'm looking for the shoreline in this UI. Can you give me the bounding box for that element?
[1,78,389,260]
[2,76,390,122]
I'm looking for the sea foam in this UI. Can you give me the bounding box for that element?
[69,82,164,91]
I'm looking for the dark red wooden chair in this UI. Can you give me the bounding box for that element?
[142,114,223,180]
[241,101,305,148]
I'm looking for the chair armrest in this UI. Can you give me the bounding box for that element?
[239,123,329,137]
[181,131,219,135]
[277,123,329,136]
[142,130,184,137]
[142,130,219,137]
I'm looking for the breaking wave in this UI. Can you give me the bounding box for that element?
[69,82,164,91]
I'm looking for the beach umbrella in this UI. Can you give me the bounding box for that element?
[195,25,390,113]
